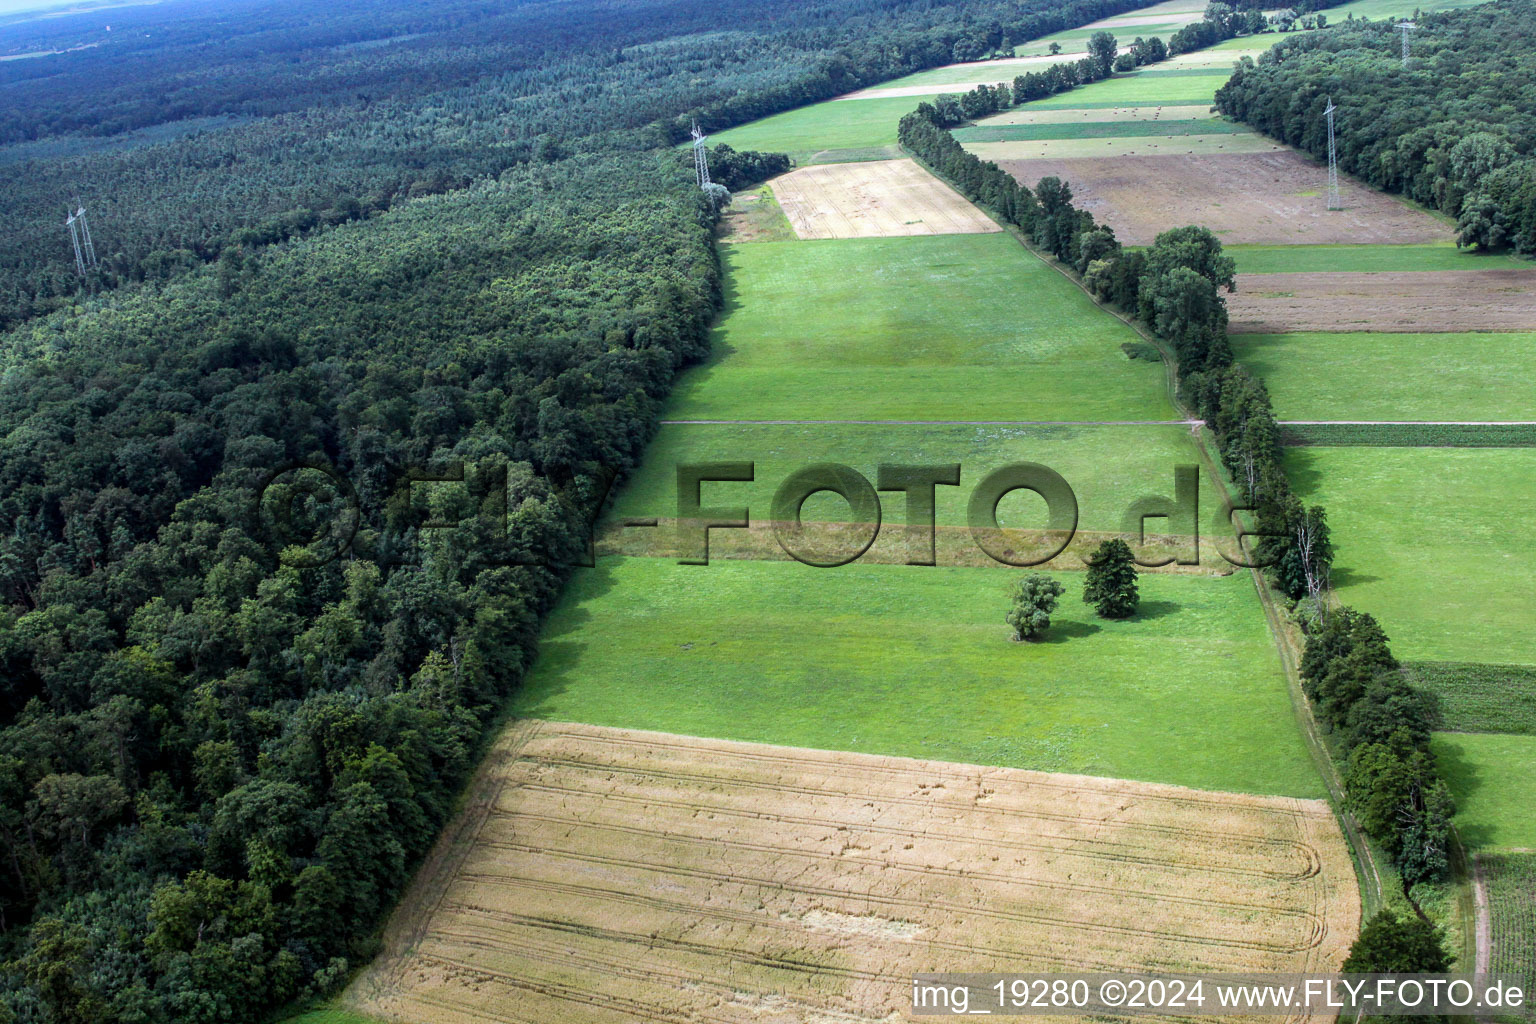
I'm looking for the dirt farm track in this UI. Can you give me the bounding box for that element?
[348,721,1358,1024]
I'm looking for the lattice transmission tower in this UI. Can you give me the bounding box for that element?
[65,202,98,276]
[1324,96,1342,211]
[690,121,711,190]
[1397,21,1415,66]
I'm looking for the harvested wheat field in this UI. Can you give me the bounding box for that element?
[769,159,1001,239]
[996,150,1447,245]
[349,720,1359,1024]
[987,103,1217,125]
[1230,269,1536,333]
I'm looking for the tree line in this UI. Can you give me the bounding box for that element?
[1214,0,1536,253]
[901,77,1458,942]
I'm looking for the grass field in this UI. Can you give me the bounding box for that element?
[708,96,914,162]
[514,559,1322,797]
[1231,332,1536,421]
[1319,0,1492,19]
[349,721,1356,1024]
[1025,69,1230,108]
[1226,243,1514,274]
[1285,446,1536,666]
[281,1011,382,1024]
[1433,733,1536,850]
[1401,663,1536,736]
[608,422,1204,535]
[664,234,1173,421]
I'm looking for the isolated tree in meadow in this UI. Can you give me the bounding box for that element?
[1083,539,1139,618]
[1087,31,1118,76]
[1048,41,1061,54]
[1007,574,1065,641]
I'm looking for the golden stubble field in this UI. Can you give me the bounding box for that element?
[349,720,1359,1024]
[769,159,1002,239]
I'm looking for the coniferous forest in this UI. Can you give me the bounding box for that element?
[0,0,1166,1020]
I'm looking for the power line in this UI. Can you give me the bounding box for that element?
[690,120,711,190]
[1397,21,1415,66]
[64,202,99,276]
[1324,96,1342,211]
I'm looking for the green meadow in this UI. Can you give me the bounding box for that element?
[1433,733,1536,850]
[1228,243,1512,274]
[1231,332,1536,421]
[666,234,1173,422]
[1026,70,1231,108]
[1319,0,1493,20]
[708,96,914,162]
[609,422,1204,532]
[1285,446,1536,665]
[515,559,1323,797]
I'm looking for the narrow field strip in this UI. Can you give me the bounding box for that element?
[1230,269,1536,333]
[352,722,1358,1024]
[954,119,1251,142]
[659,417,1198,425]
[985,103,1216,125]
[1226,242,1512,274]
[1234,332,1536,423]
[967,133,1284,161]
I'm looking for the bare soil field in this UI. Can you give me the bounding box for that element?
[770,159,1001,239]
[968,133,1282,161]
[996,151,1448,245]
[1230,269,1536,333]
[350,721,1358,1024]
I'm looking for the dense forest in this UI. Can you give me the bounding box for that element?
[1214,0,1536,252]
[0,0,1206,1020]
[0,0,1153,331]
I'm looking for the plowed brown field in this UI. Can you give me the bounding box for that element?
[1229,269,1536,333]
[996,151,1446,245]
[349,721,1358,1024]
